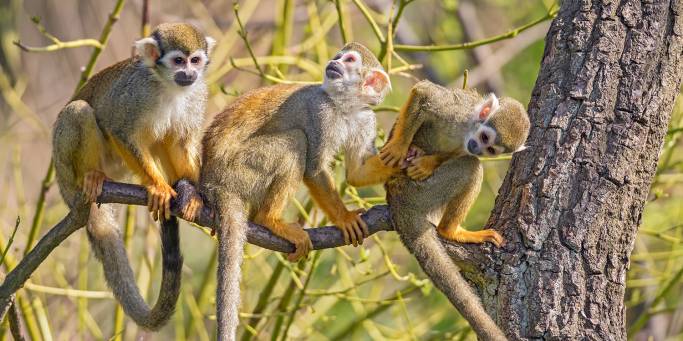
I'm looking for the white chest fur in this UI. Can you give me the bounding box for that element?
[323,109,376,158]
[146,83,206,140]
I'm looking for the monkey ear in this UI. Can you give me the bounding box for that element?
[362,69,391,105]
[206,36,216,54]
[514,145,528,153]
[134,37,160,67]
[474,93,500,121]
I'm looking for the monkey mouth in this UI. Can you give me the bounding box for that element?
[325,64,343,79]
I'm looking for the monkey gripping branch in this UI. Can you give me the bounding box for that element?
[0,179,400,314]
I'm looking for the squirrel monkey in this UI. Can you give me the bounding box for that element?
[52,23,214,330]
[183,42,391,340]
[380,80,530,340]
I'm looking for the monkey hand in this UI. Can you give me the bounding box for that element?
[283,225,313,262]
[333,209,368,247]
[181,194,203,222]
[146,182,177,221]
[379,140,410,168]
[406,155,440,181]
[82,170,108,203]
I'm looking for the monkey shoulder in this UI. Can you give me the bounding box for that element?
[73,59,137,105]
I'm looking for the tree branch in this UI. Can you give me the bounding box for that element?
[0,179,489,317]
[102,180,394,253]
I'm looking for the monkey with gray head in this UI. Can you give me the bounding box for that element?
[52,23,214,330]
[182,42,393,340]
[378,80,530,340]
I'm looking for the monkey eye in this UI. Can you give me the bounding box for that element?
[332,54,342,60]
[190,56,200,64]
[174,57,184,65]
[487,147,496,155]
[344,55,356,63]
[480,132,489,144]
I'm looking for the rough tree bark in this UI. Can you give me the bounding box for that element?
[446,0,683,339]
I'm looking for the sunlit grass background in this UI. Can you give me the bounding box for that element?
[0,0,681,340]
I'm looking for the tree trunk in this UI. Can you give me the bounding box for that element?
[447,0,683,339]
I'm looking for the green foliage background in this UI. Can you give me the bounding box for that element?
[0,0,681,340]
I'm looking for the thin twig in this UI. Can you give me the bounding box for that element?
[394,8,557,52]
[13,39,102,53]
[0,217,20,266]
[333,0,349,44]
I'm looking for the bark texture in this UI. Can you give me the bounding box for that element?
[448,0,683,339]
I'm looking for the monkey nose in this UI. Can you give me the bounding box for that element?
[175,71,197,86]
[467,139,480,155]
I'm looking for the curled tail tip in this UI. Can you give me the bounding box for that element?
[88,210,183,331]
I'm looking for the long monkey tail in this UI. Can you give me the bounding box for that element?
[86,205,183,330]
[390,206,507,340]
[215,195,248,341]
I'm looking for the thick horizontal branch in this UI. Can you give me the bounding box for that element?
[100,180,395,253]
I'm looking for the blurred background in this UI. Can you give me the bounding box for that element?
[0,0,681,340]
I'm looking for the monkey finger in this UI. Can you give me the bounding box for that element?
[183,204,196,221]
[162,194,169,220]
[348,226,358,246]
[96,178,104,201]
[157,194,164,216]
[351,222,363,246]
[150,195,157,214]
[359,218,369,238]
[147,194,154,212]
[165,196,171,220]
[341,227,350,245]
[352,222,363,243]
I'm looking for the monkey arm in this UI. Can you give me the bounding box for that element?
[346,155,400,187]
[166,136,201,183]
[303,170,368,246]
[379,87,426,167]
[345,128,400,187]
[109,134,176,220]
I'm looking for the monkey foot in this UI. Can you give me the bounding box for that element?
[146,182,177,221]
[82,170,107,203]
[406,154,439,181]
[438,227,504,247]
[278,223,312,262]
[333,209,369,247]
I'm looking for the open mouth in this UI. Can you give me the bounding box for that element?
[325,64,343,79]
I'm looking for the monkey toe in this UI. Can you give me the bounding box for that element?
[288,237,312,262]
[82,170,106,203]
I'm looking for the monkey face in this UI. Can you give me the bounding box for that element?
[134,25,215,88]
[465,93,505,157]
[157,50,209,87]
[466,125,505,157]
[324,50,364,86]
[465,93,529,157]
[322,47,390,106]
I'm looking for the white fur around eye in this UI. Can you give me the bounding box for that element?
[188,51,208,67]
[159,50,187,68]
